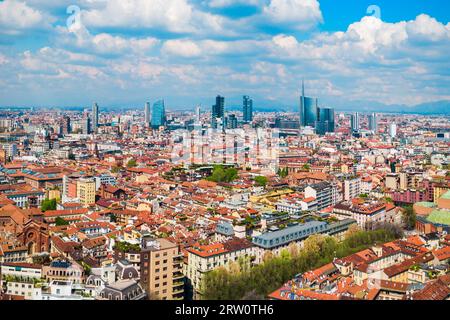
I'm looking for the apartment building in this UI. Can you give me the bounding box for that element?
[304,181,338,210]
[343,176,362,201]
[140,237,184,300]
[186,238,255,299]
[332,199,395,230]
[76,178,96,206]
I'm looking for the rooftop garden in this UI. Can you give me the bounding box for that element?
[114,241,141,253]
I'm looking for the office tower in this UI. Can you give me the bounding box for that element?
[211,95,225,129]
[195,105,201,123]
[82,114,91,135]
[92,103,99,133]
[226,114,238,129]
[299,80,318,127]
[62,116,71,135]
[315,107,335,135]
[151,99,167,129]
[350,112,360,132]
[140,237,184,300]
[144,102,151,127]
[243,95,253,123]
[275,118,300,129]
[390,122,397,138]
[368,113,378,133]
[76,178,96,206]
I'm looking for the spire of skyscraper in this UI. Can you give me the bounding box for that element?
[302,78,305,97]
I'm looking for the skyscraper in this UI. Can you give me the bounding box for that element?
[300,80,318,127]
[368,113,378,133]
[351,112,360,132]
[144,102,151,127]
[226,114,238,129]
[151,100,167,129]
[389,122,397,138]
[82,112,91,135]
[243,95,253,123]
[315,107,335,135]
[62,116,71,135]
[211,95,225,129]
[195,105,201,123]
[92,103,99,133]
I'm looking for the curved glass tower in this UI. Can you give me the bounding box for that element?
[151,99,167,129]
[300,81,318,127]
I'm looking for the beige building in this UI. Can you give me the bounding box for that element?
[77,178,96,206]
[140,238,184,300]
[186,238,255,299]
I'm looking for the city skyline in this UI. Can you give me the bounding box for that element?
[0,0,449,110]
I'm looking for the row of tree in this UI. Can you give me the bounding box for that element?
[202,225,401,300]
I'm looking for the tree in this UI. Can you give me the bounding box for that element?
[55,217,69,226]
[277,168,289,178]
[207,165,238,183]
[41,199,57,212]
[254,176,268,188]
[345,224,361,239]
[402,205,416,230]
[127,159,137,168]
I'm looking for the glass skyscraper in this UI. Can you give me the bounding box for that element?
[300,81,318,127]
[151,99,167,129]
[92,102,99,133]
[144,102,151,127]
[351,112,360,132]
[211,95,225,129]
[316,107,335,135]
[368,112,378,133]
[243,95,253,123]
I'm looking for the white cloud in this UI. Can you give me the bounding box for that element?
[262,0,323,30]
[0,0,50,34]
[81,0,228,35]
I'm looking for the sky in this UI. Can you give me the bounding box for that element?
[0,0,449,111]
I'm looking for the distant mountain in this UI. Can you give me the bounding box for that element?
[334,100,450,115]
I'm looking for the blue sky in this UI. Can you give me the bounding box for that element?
[0,0,449,111]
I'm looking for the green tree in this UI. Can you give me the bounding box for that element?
[41,198,57,212]
[55,217,69,226]
[207,166,238,183]
[254,176,268,188]
[127,159,137,168]
[402,205,416,230]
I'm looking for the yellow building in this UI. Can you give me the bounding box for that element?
[434,185,450,203]
[77,178,96,206]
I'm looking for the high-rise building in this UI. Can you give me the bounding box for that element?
[140,237,184,300]
[315,107,335,135]
[211,95,225,129]
[243,95,253,123]
[195,105,201,123]
[144,102,151,127]
[62,116,71,135]
[389,122,397,138]
[82,115,91,135]
[151,100,167,129]
[350,112,360,132]
[92,103,99,133]
[300,80,318,127]
[226,114,238,129]
[368,113,378,133]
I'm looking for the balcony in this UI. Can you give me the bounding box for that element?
[173,272,184,280]
[173,287,184,295]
